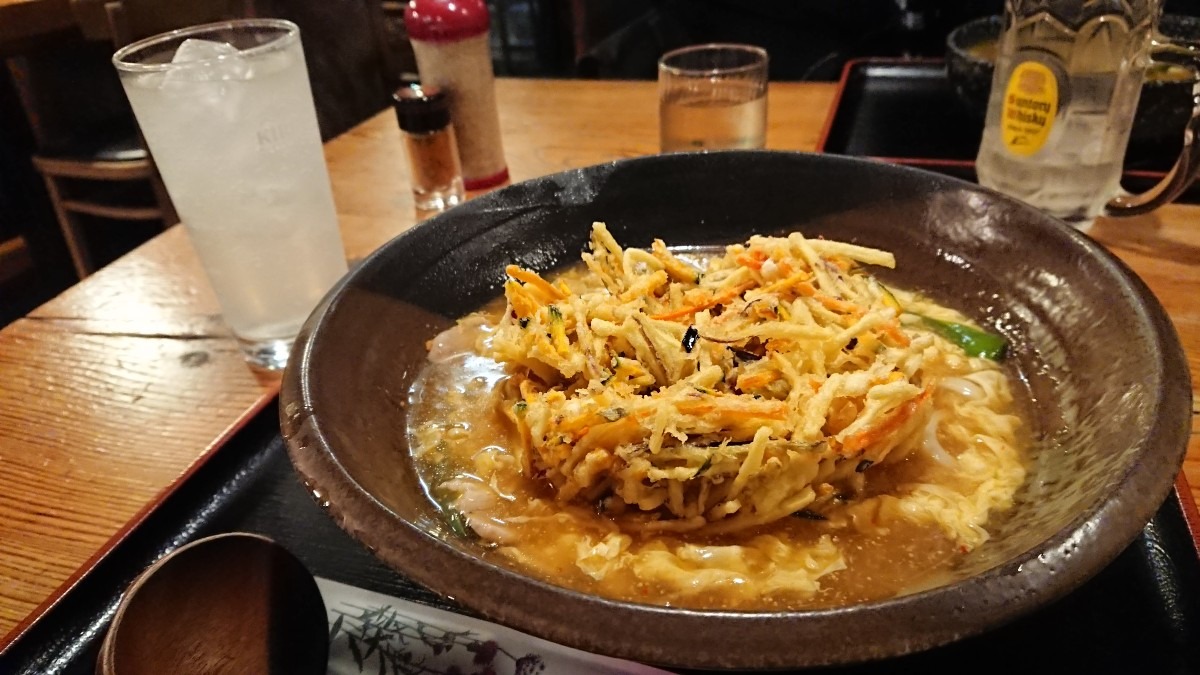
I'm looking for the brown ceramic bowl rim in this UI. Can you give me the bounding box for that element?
[945,14,1003,67]
[282,151,1191,669]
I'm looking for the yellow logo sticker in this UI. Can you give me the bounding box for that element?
[1001,60,1058,156]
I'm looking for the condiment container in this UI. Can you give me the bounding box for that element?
[393,82,465,211]
[405,0,508,189]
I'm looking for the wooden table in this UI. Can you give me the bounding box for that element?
[0,78,1196,650]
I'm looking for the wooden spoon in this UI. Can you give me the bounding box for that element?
[96,532,328,675]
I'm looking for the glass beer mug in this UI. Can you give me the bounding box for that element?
[975,0,1200,227]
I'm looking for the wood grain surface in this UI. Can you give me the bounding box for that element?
[0,78,1196,649]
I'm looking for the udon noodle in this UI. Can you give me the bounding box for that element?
[408,223,1026,609]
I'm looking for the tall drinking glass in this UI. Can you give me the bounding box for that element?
[113,20,348,370]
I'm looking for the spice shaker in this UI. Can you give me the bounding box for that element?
[405,0,508,189]
[393,82,465,211]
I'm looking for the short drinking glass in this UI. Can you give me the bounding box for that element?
[658,44,769,153]
[113,19,348,370]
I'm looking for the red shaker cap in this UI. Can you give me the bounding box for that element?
[405,0,490,42]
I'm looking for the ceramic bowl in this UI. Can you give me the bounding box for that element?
[281,151,1190,669]
[944,15,1002,120]
[945,14,1198,153]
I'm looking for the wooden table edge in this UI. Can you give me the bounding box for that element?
[1177,474,1200,560]
[0,393,277,649]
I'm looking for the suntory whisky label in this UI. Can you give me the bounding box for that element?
[1001,60,1058,156]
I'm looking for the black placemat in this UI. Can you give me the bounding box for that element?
[2,406,1198,674]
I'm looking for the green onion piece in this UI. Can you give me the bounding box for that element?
[918,315,1008,360]
[432,485,477,541]
[445,508,472,539]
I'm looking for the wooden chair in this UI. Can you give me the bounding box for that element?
[30,149,172,278]
[27,0,238,278]
[0,235,33,287]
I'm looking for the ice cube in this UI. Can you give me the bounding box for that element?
[172,38,239,63]
[161,38,251,87]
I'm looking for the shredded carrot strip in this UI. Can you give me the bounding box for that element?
[506,265,566,300]
[672,396,788,420]
[736,249,769,270]
[736,371,779,391]
[725,404,789,421]
[881,319,911,347]
[504,280,541,317]
[650,283,753,321]
[841,388,931,453]
[650,304,706,322]
[674,401,716,415]
[558,413,596,434]
[795,280,865,313]
[762,271,812,294]
[816,292,860,314]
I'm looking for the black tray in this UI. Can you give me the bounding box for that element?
[817,59,1200,203]
[2,405,1198,674]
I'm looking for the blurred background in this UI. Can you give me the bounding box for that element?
[4,0,1200,327]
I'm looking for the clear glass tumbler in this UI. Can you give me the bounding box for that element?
[113,20,348,370]
[658,44,769,153]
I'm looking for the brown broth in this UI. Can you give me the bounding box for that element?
[966,39,998,63]
[407,307,1023,611]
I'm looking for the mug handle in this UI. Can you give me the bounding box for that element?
[1106,37,1200,216]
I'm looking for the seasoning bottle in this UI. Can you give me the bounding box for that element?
[405,0,508,190]
[393,82,465,212]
